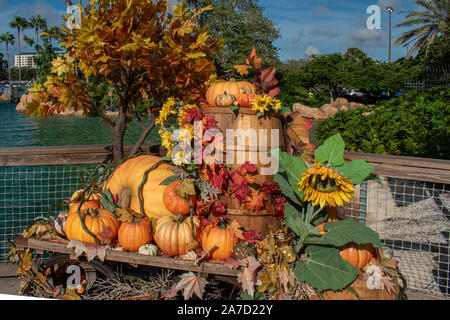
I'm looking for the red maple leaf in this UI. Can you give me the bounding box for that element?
[243,230,262,244]
[260,182,280,195]
[211,203,226,218]
[183,108,204,124]
[275,197,286,221]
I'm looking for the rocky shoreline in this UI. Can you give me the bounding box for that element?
[14,93,119,118]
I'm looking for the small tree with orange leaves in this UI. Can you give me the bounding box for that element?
[26,0,221,162]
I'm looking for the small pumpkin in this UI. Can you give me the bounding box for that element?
[138,243,159,256]
[154,214,201,256]
[163,180,197,215]
[238,93,258,107]
[205,79,256,107]
[118,218,152,252]
[201,219,238,260]
[339,243,374,269]
[65,208,119,244]
[215,91,236,107]
[68,200,100,216]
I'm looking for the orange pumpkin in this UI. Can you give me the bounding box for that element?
[339,243,374,269]
[69,200,101,216]
[238,93,258,107]
[201,221,238,260]
[105,155,175,219]
[118,218,152,252]
[65,208,119,244]
[205,80,256,107]
[154,215,201,256]
[163,181,197,215]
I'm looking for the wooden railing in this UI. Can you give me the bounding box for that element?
[0,144,449,184]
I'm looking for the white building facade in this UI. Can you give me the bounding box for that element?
[14,52,37,68]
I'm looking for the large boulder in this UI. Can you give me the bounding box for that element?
[0,93,9,101]
[332,97,349,109]
[15,93,33,112]
[293,103,322,119]
[319,104,339,117]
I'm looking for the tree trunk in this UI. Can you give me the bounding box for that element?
[17,29,21,87]
[6,44,11,95]
[112,102,128,164]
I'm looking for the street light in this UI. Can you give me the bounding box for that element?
[387,7,394,63]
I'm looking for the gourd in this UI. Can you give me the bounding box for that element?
[205,79,256,107]
[154,215,201,256]
[65,208,119,244]
[118,218,152,252]
[138,243,159,256]
[105,155,175,219]
[163,180,197,215]
[215,92,236,107]
[201,220,238,260]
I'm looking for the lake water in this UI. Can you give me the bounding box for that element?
[0,103,160,148]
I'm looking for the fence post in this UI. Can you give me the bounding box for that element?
[358,181,368,225]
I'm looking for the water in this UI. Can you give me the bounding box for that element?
[0,103,160,147]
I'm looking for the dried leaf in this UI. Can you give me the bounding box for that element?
[97,224,115,245]
[174,272,208,300]
[116,208,135,223]
[234,64,250,76]
[62,288,82,300]
[227,220,245,240]
[67,239,87,258]
[84,242,107,262]
[178,179,196,197]
[381,275,397,293]
[237,256,261,298]
[244,190,268,213]
[243,230,262,245]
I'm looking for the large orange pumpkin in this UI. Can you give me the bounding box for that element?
[154,215,201,256]
[205,80,256,107]
[118,218,152,252]
[69,200,100,216]
[201,222,238,260]
[163,181,197,215]
[105,155,175,219]
[65,208,119,244]
[339,243,374,270]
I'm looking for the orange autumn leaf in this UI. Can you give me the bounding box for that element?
[227,220,245,240]
[245,190,268,213]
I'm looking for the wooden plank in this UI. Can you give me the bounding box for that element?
[14,236,239,277]
[345,152,450,171]
[0,144,160,166]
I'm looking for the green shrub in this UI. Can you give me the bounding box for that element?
[315,88,450,159]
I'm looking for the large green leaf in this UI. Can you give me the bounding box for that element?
[338,159,375,185]
[294,245,359,291]
[274,173,302,205]
[314,133,345,167]
[308,219,383,248]
[278,150,308,189]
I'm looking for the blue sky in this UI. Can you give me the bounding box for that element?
[0,0,419,62]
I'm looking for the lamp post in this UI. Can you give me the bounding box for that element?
[387,6,394,63]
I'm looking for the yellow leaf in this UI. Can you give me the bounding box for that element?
[186,52,206,59]
[234,64,250,76]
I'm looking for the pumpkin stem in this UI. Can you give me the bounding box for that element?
[120,188,132,209]
[217,216,228,229]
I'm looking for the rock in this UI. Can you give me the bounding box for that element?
[349,102,366,110]
[0,93,9,101]
[319,104,339,117]
[292,103,322,119]
[15,93,33,112]
[332,97,349,109]
[362,111,374,116]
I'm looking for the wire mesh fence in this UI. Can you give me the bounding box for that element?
[339,178,450,298]
[0,161,449,298]
[0,164,98,262]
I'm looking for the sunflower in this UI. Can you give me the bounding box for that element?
[297,163,354,208]
[158,129,174,157]
[155,97,176,126]
[250,95,271,114]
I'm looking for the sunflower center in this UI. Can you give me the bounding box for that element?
[308,175,340,193]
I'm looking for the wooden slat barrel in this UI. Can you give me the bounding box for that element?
[202,107,287,235]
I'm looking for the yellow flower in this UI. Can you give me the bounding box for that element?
[251,95,271,114]
[172,150,190,165]
[156,97,177,126]
[270,97,282,111]
[297,163,355,208]
[158,129,173,156]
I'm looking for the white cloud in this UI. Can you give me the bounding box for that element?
[309,26,340,38]
[347,28,387,48]
[304,45,320,57]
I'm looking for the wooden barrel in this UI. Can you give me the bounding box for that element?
[202,107,287,235]
[308,274,399,300]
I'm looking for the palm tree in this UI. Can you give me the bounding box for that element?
[29,15,47,47]
[395,0,450,57]
[0,32,15,94]
[9,16,29,87]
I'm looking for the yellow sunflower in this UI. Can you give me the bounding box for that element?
[155,97,177,126]
[158,129,174,157]
[250,95,271,114]
[297,163,354,208]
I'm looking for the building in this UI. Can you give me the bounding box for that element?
[14,51,37,68]
[13,47,65,69]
